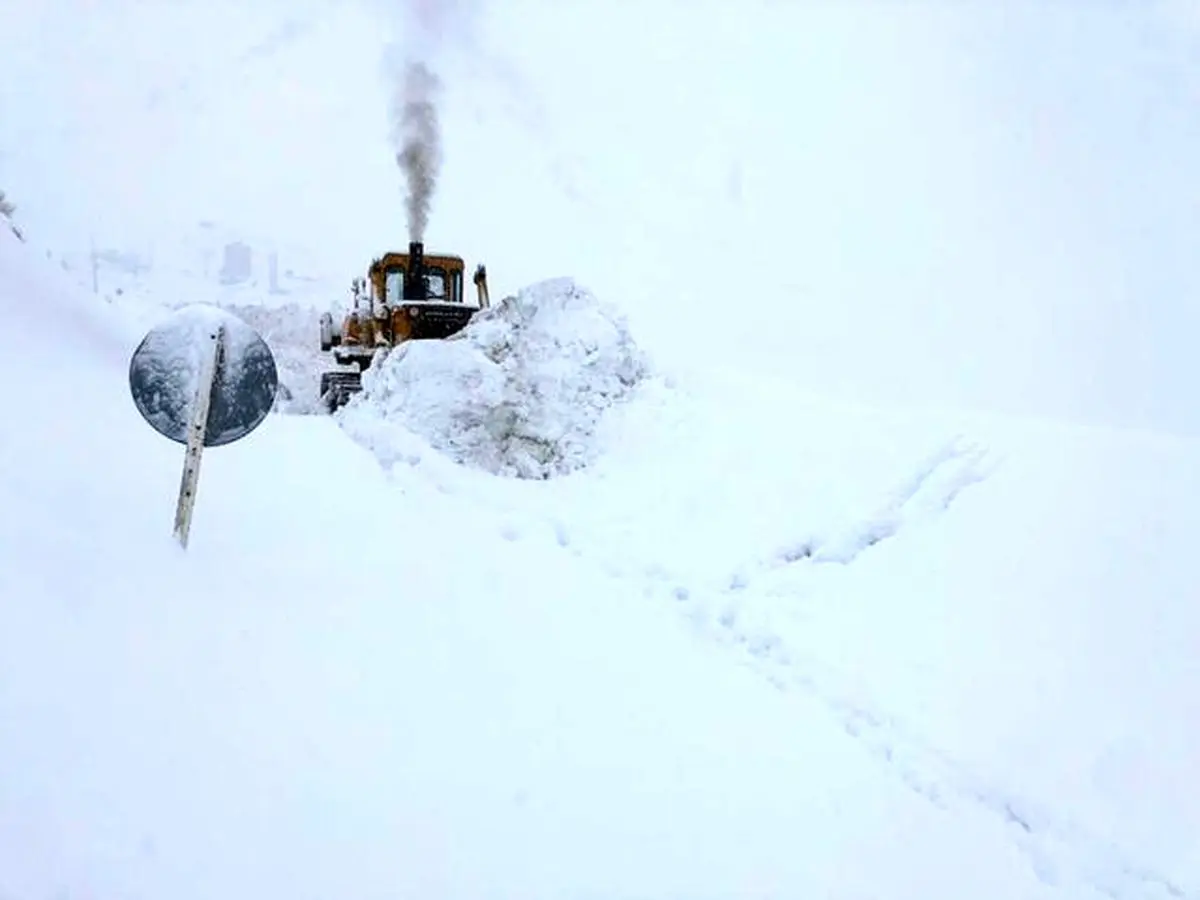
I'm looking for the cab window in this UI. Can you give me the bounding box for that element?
[424,269,447,299]
[385,268,404,304]
[382,264,458,302]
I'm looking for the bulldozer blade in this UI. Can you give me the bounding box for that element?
[402,303,477,340]
[319,370,362,413]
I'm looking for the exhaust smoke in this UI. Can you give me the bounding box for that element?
[384,0,479,243]
[393,60,441,243]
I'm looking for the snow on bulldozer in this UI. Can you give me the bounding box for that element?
[318,240,490,412]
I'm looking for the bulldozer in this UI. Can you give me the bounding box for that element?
[318,240,490,411]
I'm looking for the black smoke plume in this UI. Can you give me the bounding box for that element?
[394,60,441,242]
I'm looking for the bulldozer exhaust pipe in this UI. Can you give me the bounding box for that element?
[403,240,426,300]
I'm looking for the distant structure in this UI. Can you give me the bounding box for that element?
[219,241,252,285]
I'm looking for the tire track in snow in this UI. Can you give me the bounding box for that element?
[656,440,1190,900]
[701,618,1191,900]
[361,416,1191,898]
[723,435,997,590]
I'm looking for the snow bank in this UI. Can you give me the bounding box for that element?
[341,277,649,478]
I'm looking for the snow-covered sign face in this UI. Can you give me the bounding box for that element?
[128,305,279,447]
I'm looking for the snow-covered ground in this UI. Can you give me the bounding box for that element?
[3,1,1200,898]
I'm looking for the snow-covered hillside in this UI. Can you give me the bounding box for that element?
[3,1,1200,898]
[4,197,1199,899]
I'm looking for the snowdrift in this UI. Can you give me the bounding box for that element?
[4,218,1200,899]
[340,277,649,478]
[1,225,1079,900]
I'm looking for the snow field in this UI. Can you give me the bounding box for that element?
[4,1,1200,897]
[0,222,1146,900]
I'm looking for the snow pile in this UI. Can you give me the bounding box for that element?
[342,277,650,478]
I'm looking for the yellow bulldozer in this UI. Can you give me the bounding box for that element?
[318,240,490,411]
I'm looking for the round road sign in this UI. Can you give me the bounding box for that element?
[129,304,279,447]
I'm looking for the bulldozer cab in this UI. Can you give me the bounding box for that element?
[318,242,491,412]
[372,252,466,306]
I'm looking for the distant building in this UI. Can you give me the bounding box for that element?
[220,241,253,285]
